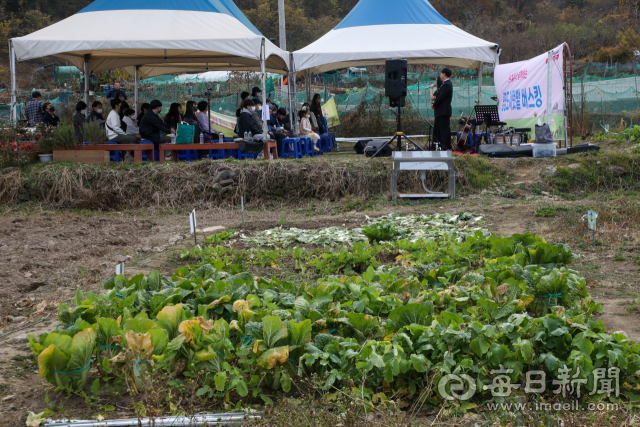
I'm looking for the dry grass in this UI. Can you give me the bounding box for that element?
[0,168,22,203]
[1,158,487,210]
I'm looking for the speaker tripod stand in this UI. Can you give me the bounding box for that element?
[369,104,423,158]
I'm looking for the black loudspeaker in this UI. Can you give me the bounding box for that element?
[385,59,408,98]
[353,139,372,154]
[364,140,392,158]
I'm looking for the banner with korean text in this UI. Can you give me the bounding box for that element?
[495,44,565,141]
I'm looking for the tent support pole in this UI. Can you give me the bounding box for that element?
[305,70,311,103]
[477,66,482,104]
[291,58,298,135]
[260,39,269,139]
[288,53,295,135]
[9,40,17,124]
[134,66,139,116]
[83,55,90,117]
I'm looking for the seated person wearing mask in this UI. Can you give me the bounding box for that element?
[42,104,60,127]
[197,101,214,136]
[275,108,292,134]
[182,100,204,142]
[267,103,278,131]
[235,91,250,134]
[73,101,87,143]
[163,103,183,131]
[252,98,265,132]
[302,103,319,133]
[88,101,105,125]
[237,99,262,137]
[122,109,140,136]
[270,107,292,148]
[140,100,173,154]
[137,103,150,124]
[298,109,320,149]
[106,99,138,147]
[119,101,130,133]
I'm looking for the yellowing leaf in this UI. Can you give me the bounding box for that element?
[26,411,45,427]
[521,295,535,305]
[233,300,250,313]
[271,263,280,269]
[252,339,267,356]
[383,333,394,342]
[206,296,230,310]
[179,317,216,343]
[125,330,154,361]
[256,346,289,369]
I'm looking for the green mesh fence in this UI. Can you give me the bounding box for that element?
[4,67,638,122]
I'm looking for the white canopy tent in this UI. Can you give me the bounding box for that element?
[8,0,290,135]
[292,0,500,102]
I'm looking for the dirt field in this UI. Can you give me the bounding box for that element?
[1,148,639,426]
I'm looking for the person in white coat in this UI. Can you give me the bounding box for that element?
[298,109,320,150]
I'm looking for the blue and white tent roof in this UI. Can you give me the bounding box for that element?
[11,0,288,78]
[293,0,499,74]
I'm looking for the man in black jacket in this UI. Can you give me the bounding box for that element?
[140,100,173,154]
[237,99,262,137]
[431,68,453,150]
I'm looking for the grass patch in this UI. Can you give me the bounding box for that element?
[455,155,507,189]
[544,153,640,195]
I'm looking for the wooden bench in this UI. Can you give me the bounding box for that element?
[54,144,155,163]
[158,141,279,164]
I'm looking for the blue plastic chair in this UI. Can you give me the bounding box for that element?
[319,134,332,153]
[280,137,302,159]
[236,149,255,160]
[140,140,160,161]
[208,149,226,160]
[299,137,314,157]
[140,141,154,161]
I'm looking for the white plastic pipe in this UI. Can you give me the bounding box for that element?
[45,412,262,427]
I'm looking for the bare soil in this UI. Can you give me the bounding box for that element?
[1,154,639,426]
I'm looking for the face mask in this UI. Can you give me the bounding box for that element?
[97,109,103,114]
[257,106,262,111]
[80,110,86,115]
[250,107,255,112]
[50,107,55,113]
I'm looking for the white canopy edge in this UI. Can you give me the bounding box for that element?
[293,24,499,75]
[11,10,289,77]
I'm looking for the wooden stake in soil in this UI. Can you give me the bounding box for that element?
[241,196,245,227]
[116,262,124,275]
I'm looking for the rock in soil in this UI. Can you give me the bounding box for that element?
[219,179,235,187]
[606,165,626,176]
[217,170,236,181]
[22,282,47,292]
[541,166,557,177]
